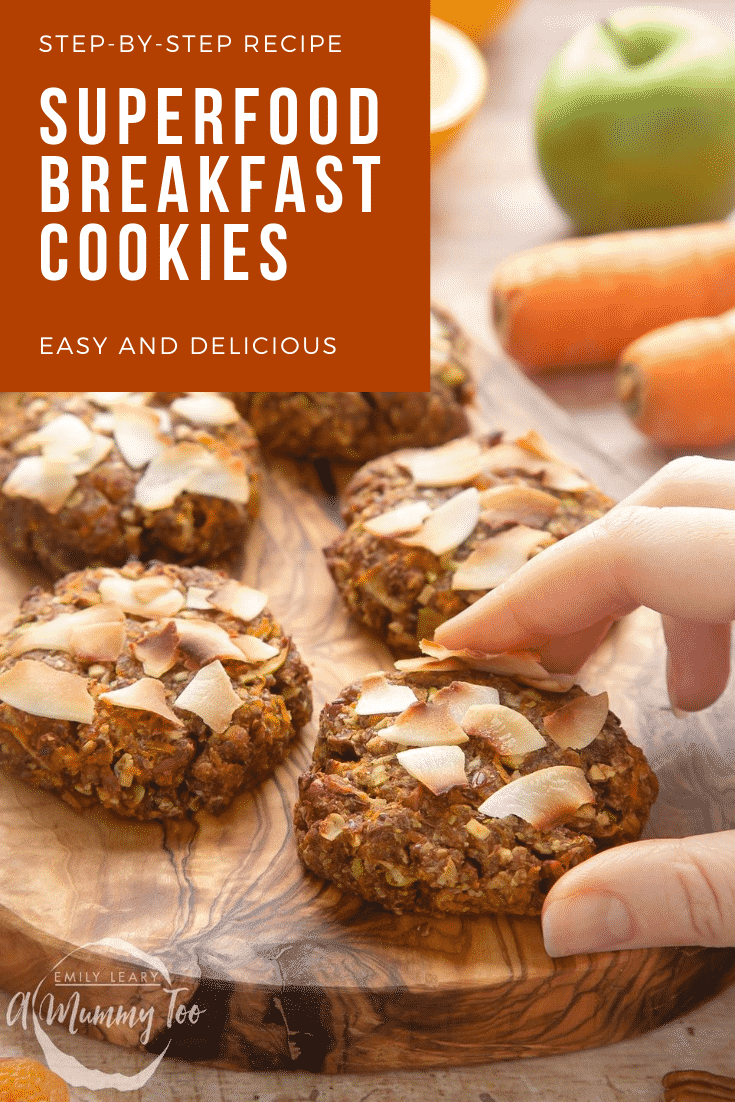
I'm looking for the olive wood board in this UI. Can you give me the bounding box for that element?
[0,356,734,1075]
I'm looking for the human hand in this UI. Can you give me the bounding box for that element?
[434,456,735,955]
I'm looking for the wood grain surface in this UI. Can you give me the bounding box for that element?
[0,351,734,1074]
[663,1069,735,1102]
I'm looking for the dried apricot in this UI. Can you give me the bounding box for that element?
[0,1057,68,1102]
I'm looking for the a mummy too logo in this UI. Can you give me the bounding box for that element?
[6,938,201,1090]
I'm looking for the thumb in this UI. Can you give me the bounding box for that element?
[541,832,735,957]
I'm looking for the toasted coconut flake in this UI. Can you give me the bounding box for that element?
[400,488,480,556]
[513,430,555,460]
[173,618,248,665]
[2,456,77,513]
[418,639,573,692]
[355,673,418,715]
[71,433,114,475]
[379,701,469,747]
[234,634,280,662]
[171,393,240,426]
[430,310,453,367]
[452,526,555,591]
[394,655,464,673]
[132,576,176,603]
[0,660,94,723]
[461,704,547,759]
[18,413,93,458]
[61,396,87,415]
[397,437,484,487]
[544,691,609,750]
[98,575,185,618]
[133,449,192,509]
[113,404,166,470]
[90,412,115,435]
[186,586,214,610]
[85,392,135,407]
[396,744,468,794]
[480,442,546,477]
[432,681,500,724]
[134,442,250,510]
[514,432,590,492]
[539,462,590,493]
[132,621,180,677]
[240,644,289,682]
[10,603,126,659]
[19,413,114,476]
[154,407,172,435]
[478,484,561,528]
[174,660,242,733]
[100,677,183,727]
[421,639,544,675]
[184,450,251,504]
[520,673,576,693]
[132,445,194,509]
[477,766,595,828]
[10,604,121,657]
[69,621,126,662]
[480,436,590,493]
[363,501,432,538]
[206,581,268,624]
[75,604,127,624]
[10,618,71,656]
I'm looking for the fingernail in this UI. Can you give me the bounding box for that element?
[542,893,636,957]
[666,653,685,717]
[434,596,530,652]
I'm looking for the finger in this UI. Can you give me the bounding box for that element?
[620,455,735,510]
[434,520,634,653]
[434,505,735,653]
[541,832,735,956]
[539,618,615,674]
[663,616,732,712]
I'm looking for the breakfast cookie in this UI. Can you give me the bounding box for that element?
[0,393,259,577]
[294,665,657,915]
[0,561,311,820]
[230,305,474,462]
[324,431,613,655]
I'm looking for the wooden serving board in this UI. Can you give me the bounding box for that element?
[1,355,734,1074]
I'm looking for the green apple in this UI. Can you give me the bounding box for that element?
[535,7,735,233]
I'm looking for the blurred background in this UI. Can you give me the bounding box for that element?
[430,0,735,478]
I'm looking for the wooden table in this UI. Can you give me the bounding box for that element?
[1,1,734,1097]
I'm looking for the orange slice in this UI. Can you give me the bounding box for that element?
[0,1058,69,1102]
[431,0,520,42]
[431,17,487,160]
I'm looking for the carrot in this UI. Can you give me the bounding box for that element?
[617,309,735,448]
[491,222,735,373]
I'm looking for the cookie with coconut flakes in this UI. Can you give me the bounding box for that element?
[0,561,311,819]
[229,305,474,463]
[0,393,259,578]
[294,662,657,915]
[324,431,613,655]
